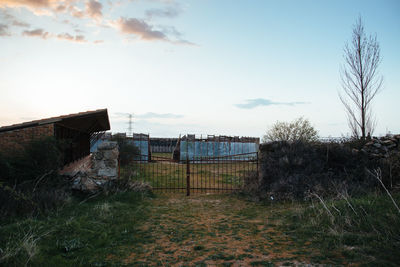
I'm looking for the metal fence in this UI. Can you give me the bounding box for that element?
[124,152,258,195]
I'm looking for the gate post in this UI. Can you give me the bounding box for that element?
[186,159,190,196]
[256,151,259,174]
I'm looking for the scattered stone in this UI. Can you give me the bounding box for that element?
[71,172,99,193]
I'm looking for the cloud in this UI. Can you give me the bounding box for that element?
[68,4,84,18]
[0,0,56,9]
[145,5,181,19]
[93,39,103,44]
[57,32,87,42]
[12,20,30,27]
[114,17,167,41]
[113,112,183,120]
[86,0,102,19]
[1,1,193,45]
[22,28,50,39]
[0,24,11,36]
[136,112,184,119]
[0,0,61,15]
[235,98,309,109]
[1,9,30,28]
[54,4,66,12]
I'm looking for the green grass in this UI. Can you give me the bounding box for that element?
[280,192,400,266]
[1,188,399,266]
[0,191,152,266]
[122,161,257,191]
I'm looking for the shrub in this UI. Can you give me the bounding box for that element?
[110,136,140,166]
[0,137,70,218]
[257,141,379,200]
[262,117,318,143]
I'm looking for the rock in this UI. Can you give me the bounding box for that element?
[67,140,119,194]
[369,153,382,158]
[71,172,100,193]
[382,140,395,146]
[93,152,103,160]
[386,144,397,149]
[98,167,117,178]
[373,143,382,148]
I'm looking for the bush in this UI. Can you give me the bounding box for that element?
[0,137,70,218]
[110,136,140,166]
[257,141,380,200]
[262,117,318,143]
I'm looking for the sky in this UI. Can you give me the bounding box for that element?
[0,0,399,138]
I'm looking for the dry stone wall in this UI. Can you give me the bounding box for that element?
[253,136,400,200]
[71,141,119,193]
[357,135,400,158]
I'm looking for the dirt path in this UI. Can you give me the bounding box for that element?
[121,194,343,266]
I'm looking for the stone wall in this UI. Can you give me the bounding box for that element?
[252,136,400,200]
[357,135,400,158]
[0,124,54,153]
[70,141,119,193]
[91,141,119,180]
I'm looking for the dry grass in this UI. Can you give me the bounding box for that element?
[119,194,343,266]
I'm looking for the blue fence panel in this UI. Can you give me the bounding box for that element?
[91,139,149,161]
[180,141,258,160]
[127,139,149,161]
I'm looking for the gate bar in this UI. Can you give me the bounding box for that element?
[186,158,190,196]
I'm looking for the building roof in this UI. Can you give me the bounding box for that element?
[0,109,111,134]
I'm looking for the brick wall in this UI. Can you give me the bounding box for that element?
[0,124,54,154]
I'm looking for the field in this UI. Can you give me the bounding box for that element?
[1,191,399,266]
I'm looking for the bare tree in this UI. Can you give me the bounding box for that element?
[340,17,383,140]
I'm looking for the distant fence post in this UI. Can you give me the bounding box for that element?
[186,158,190,196]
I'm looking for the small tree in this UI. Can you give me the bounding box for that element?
[262,117,318,143]
[110,135,140,166]
[339,17,383,140]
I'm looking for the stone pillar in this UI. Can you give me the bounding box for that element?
[91,141,119,180]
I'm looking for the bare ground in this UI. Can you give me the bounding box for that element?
[116,194,346,266]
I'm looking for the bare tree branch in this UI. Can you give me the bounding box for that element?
[339,17,383,139]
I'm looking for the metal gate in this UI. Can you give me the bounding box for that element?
[127,152,258,195]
